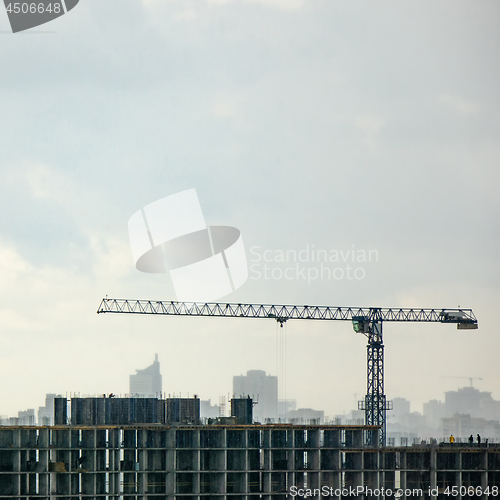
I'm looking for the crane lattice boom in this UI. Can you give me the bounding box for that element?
[97,299,477,327]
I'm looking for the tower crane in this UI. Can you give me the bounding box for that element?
[97,299,477,445]
[441,376,483,388]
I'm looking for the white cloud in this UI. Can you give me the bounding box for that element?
[0,309,43,331]
[207,0,305,10]
[88,233,133,280]
[18,163,78,207]
[175,7,198,22]
[351,114,385,151]
[212,92,247,119]
[0,232,130,334]
[213,97,238,118]
[23,164,58,200]
[440,94,479,115]
[141,0,165,6]
[248,0,305,11]
[355,115,385,133]
[0,244,33,287]
[143,0,305,12]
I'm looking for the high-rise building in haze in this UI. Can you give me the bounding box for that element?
[200,399,220,419]
[129,354,162,397]
[17,409,36,426]
[38,394,58,426]
[233,369,277,422]
[445,387,500,420]
[423,399,445,430]
[391,397,411,423]
[288,407,324,423]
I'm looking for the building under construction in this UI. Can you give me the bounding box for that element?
[0,423,499,499]
[51,396,199,426]
[0,299,484,497]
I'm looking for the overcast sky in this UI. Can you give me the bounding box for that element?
[0,0,499,419]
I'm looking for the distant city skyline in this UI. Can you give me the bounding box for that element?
[3,375,500,441]
[129,353,162,397]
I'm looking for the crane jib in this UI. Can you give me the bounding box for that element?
[97,298,477,328]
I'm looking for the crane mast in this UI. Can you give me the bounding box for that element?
[97,298,477,445]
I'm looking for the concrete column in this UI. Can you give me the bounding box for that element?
[430,448,437,492]
[137,429,147,499]
[400,451,407,494]
[38,428,50,495]
[481,451,488,500]
[456,450,462,494]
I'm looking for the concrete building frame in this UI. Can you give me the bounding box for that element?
[0,424,499,499]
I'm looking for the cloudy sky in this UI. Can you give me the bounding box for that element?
[0,0,499,420]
